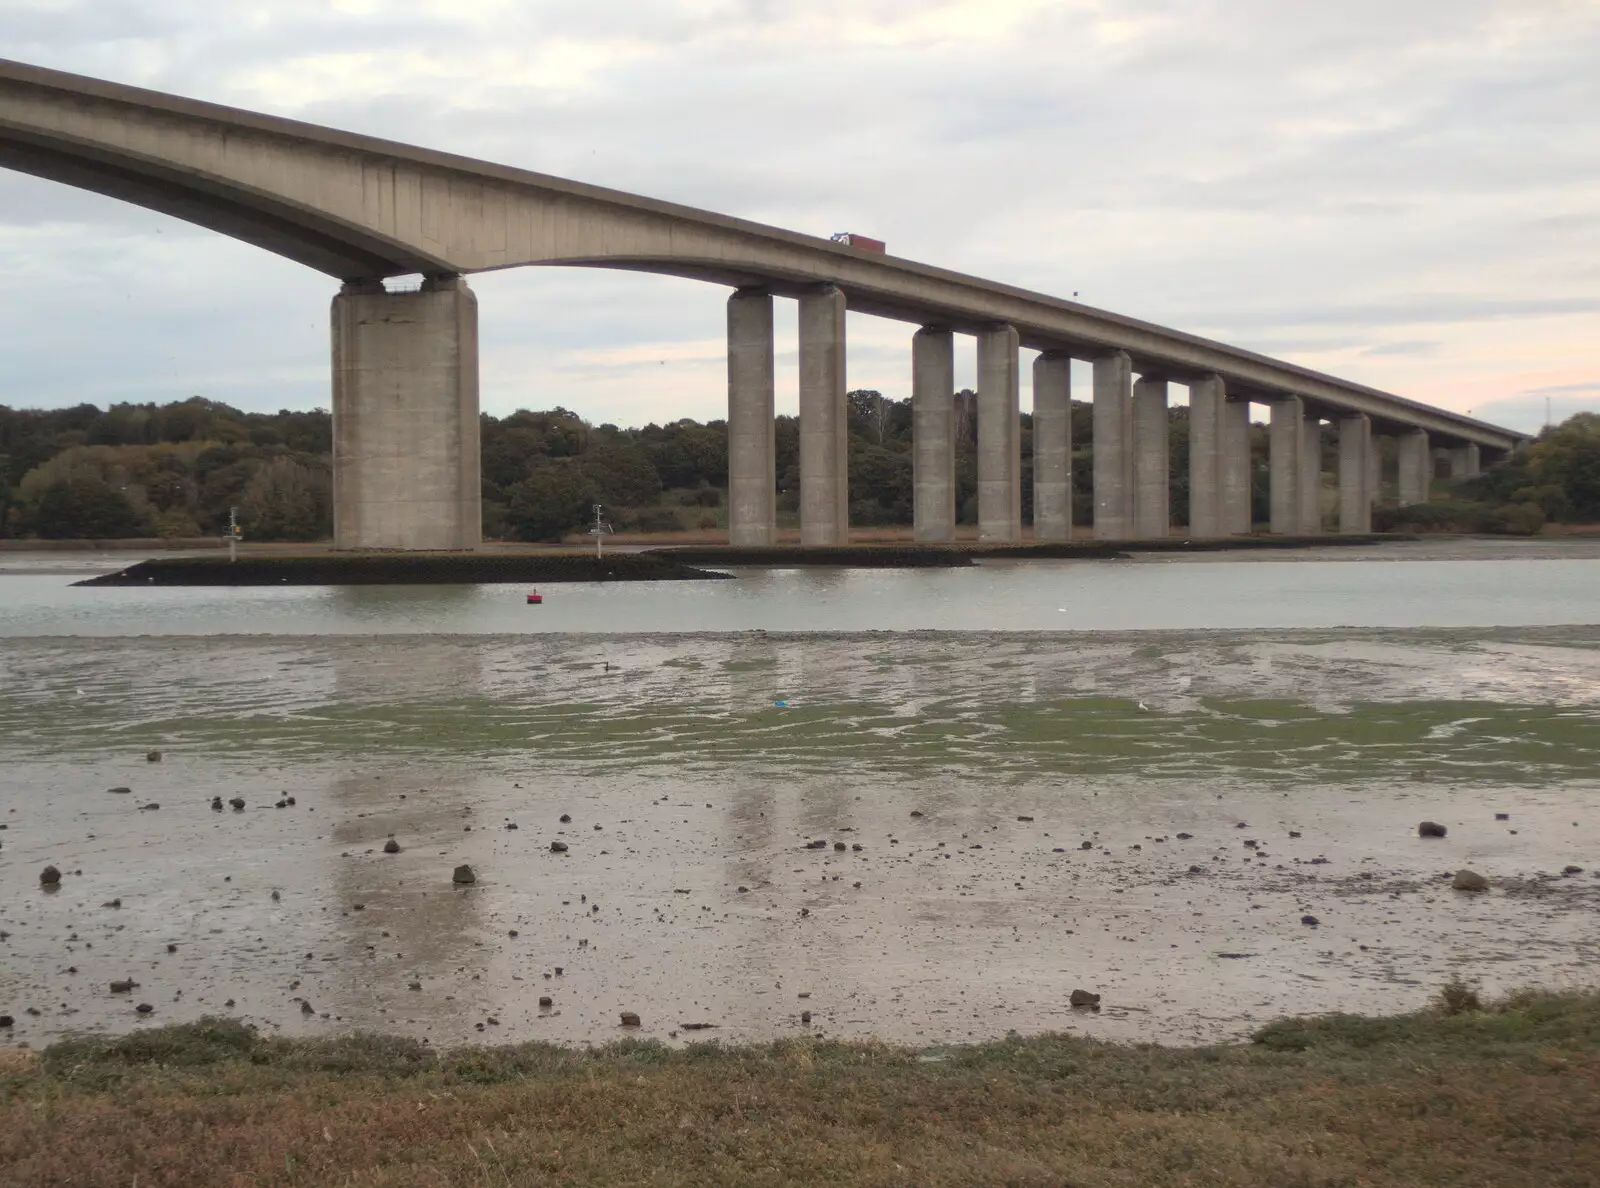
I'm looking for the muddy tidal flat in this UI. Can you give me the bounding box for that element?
[2,622,1597,1051]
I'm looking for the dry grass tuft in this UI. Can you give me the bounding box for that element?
[2,987,1597,1186]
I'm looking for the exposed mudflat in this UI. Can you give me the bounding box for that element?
[2,627,1596,1050]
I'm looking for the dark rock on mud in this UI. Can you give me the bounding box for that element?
[109,979,136,993]
[452,864,476,885]
[1453,869,1490,892]
[1069,989,1101,1008]
[539,996,553,1008]
[135,1003,153,1015]
[39,865,60,886]
[107,786,131,795]
[1419,821,1448,838]
[384,839,401,854]
[146,751,161,762]
[1301,915,1320,926]
[620,1011,641,1027]
[229,797,245,811]
[559,814,571,823]
[550,841,569,853]
[211,797,223,811]
[1562,865,1584,875]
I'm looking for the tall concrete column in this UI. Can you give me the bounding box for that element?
[1223,398,1252,534]
[1132,376,1169,539]
[727,288,776,546]
[1187,374,1225,538]
[331,275,481,551]
[1368,436,1383,507]
[1032,352,1073,541]
[1449,443,1481,478]
[1093,352,1133,539]
[798,284,848,546]
[1268,396,1303,535]
[912,326,956,543]
[977,324,1022,542]
[1338,414,1373,533]
[1299,412,1323,533]
[1397,428,1431,506]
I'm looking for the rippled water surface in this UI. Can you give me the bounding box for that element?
[1,545,1596,1050]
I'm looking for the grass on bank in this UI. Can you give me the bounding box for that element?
[2,984,1597,1187]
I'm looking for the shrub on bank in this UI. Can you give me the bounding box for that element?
[1373,499,1546,535]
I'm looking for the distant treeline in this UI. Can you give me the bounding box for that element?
[2,395,1593,541]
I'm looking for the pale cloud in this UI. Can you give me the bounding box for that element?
[1,0,1598,433]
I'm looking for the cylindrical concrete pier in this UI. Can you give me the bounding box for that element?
[726,288,776,546]
[798,284,849,546]
[1187,374,1225,538]
[1268,396,1303,535]
[1132,376,1169,539]
[1299,411,1323,533]
[1093,352,1133,539]
[1223,398,1252,534]
[1339,414,1373,533]
[1032,352,1073,541]
[1397,428,1431,506]
[977,324,1022,542]
[912,326,956,542]
[331,276,481,551]
[1448,443,1481,479]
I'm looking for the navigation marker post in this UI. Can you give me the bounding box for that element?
[589,504,613,558]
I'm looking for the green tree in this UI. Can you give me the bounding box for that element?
[19,477,149,538]
[506,465,598,542]
[238,457,331,541]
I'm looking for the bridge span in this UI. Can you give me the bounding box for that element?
[1,59,1525,550]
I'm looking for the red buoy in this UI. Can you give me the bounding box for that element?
[526,592,543,605]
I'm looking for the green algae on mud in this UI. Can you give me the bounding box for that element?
[73,551,733,586]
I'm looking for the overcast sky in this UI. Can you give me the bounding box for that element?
[2,0,1597,433]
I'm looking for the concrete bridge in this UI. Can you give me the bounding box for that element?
[1,59,1525,551]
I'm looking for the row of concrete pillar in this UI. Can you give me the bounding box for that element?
[725,286,1484,545]
[320,275,1487,553]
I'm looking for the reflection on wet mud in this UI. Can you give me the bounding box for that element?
[1,626,1596,1051]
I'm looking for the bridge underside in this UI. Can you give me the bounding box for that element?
[0,57,1524,551]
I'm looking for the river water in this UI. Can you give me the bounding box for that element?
[1,540,1596,1050]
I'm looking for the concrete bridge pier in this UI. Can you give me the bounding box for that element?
[1449,443,1481,479]
[1397,428,1431,506]
[912,326,956,542]
[331,275,481,551]
[1093,352,1134,539]
[727,289,777,545]
[1339,414,1373,533]
[1132,376,1170,538]
[1032,352,1073,541]
[1187,374,1224,537]
[977,324,1022,542]
[1223,398,1253,534]
[1269,396,1304,534]
[1300,412,1324,532]
[798,284,849,545]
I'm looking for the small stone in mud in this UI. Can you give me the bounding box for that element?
[407,982,421,992]
[274,800,286,809]
[737,886,749,893]
[229,797,245,811]
[1243,840,1258,848]
[1495,812,1510,821]
[833,842,847,852]
[1175,832,1193,840]
[554,967,563,976]
[452,864,476,885]
[910,811,924,818]
[300,1000,315,1015]
[146,750,161,762]
[1080,841,1093,850]
[103,898,122,909]
[508,929,519,937]
[800,907,810,917]
[800,1010,812,1024]
[0,1016,12,1028]
[211,797,223,811]
[1288,830,1302,838]
[804,839,827,850]
[107,786,131,795]
[135,1003,153,1015]
[539,996,553,1008]
[1562,865,1584,876]
[39,865,60,886]
[1301,915,1320,926]
[1017,815,1034,822]
[852,843,863,852]
[1235,822,1248,829]
[140,802,159,811]
[559,814,572,823]
[384,839,401,854]
[505,823,518,831]
[1452,869,1490,892]
[225,999,235,1008]
[110,979,137,993]
[1069,989,1101,1008]
[351,903,365,911]
[550,841,569,853]
[620,1011,641,1027]
[1188,865,1204,874]
[1418,821,1448,838]
[271,890,281,901]
[166,943,177,953]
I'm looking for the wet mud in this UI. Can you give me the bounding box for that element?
[1,627,1596,1050]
